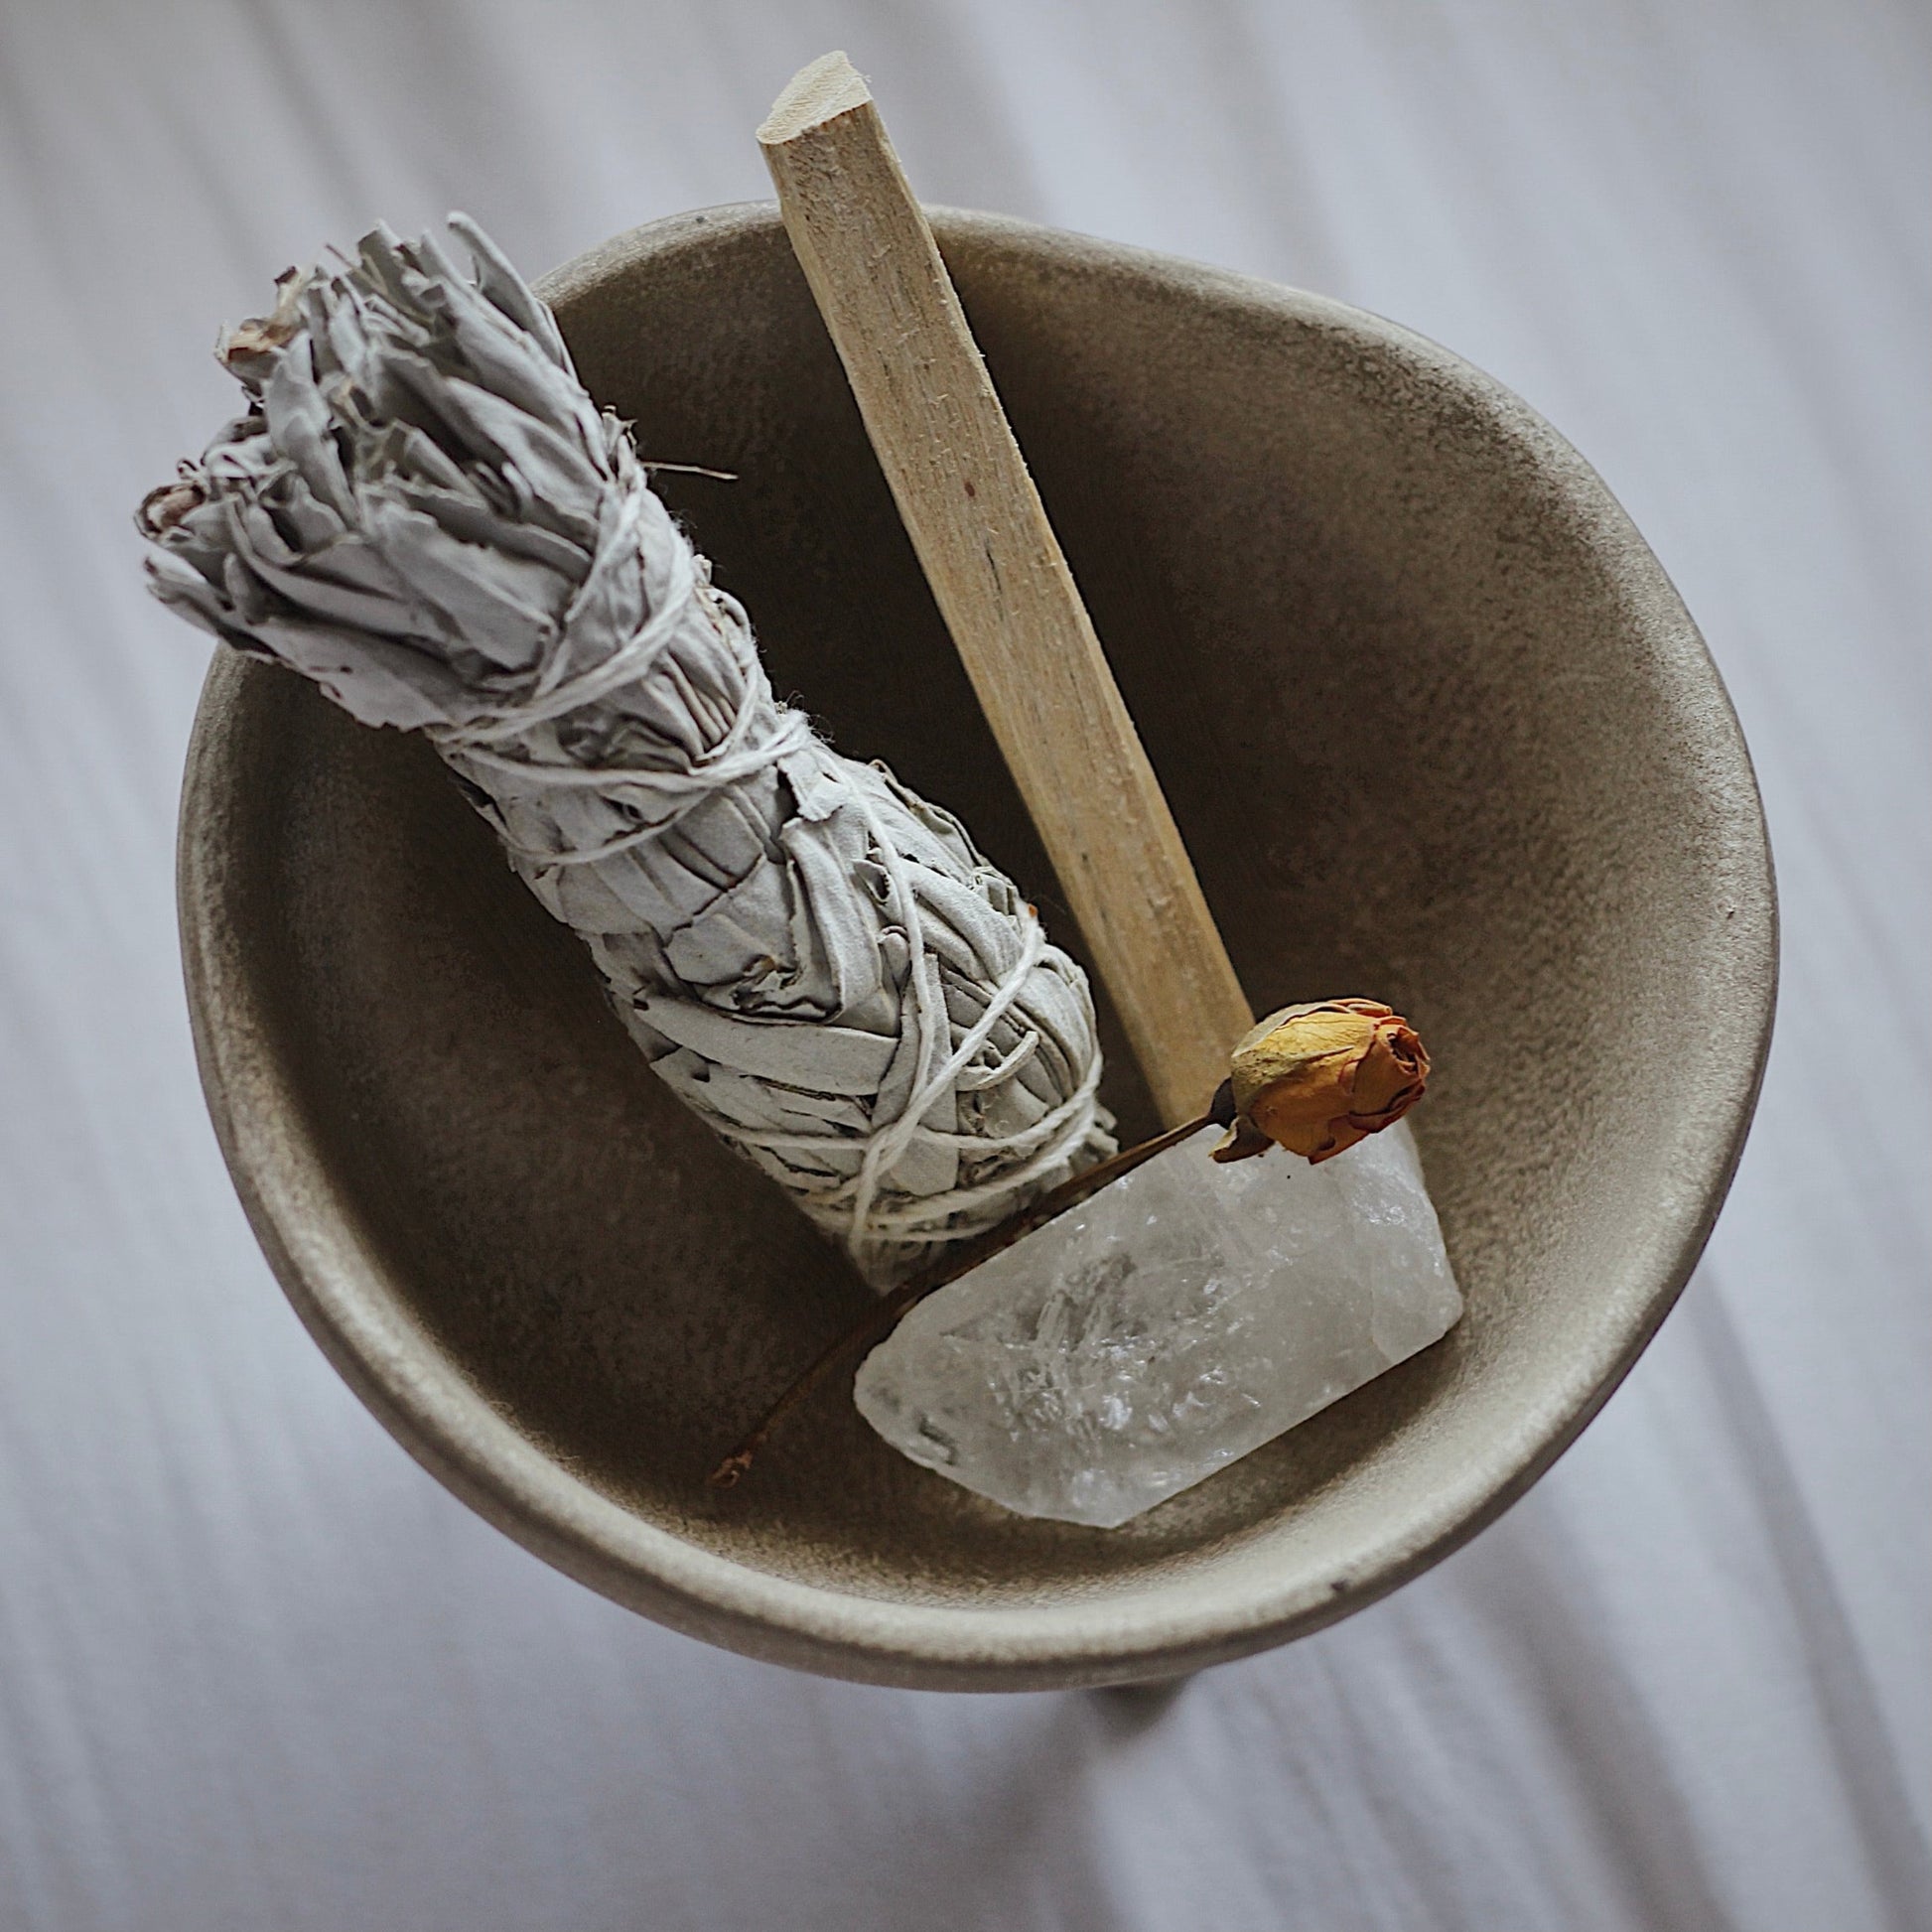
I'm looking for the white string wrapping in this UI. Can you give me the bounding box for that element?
[138,215,1113,1288]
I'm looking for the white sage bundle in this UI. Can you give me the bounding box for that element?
[139,215,1112,1287]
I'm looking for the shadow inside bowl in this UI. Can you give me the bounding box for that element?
[182,206,1773,1679]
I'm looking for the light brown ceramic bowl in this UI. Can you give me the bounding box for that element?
[179,206,1774,1690]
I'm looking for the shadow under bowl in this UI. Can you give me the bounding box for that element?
[179,206,1775,1689]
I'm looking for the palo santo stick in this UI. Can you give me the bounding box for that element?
[759,52,1252,1126]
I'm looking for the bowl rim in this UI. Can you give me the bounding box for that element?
[178,202,1777,1690]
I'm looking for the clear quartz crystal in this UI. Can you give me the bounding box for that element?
[853,1120,1461,1527]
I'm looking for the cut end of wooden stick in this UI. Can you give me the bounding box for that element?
[759,51,872,146]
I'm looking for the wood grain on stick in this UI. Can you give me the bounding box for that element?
[759,52,1252,1126]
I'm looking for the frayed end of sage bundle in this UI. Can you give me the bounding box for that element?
[139,215,1114,1285]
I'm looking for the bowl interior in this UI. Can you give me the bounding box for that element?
[183,207,1772,1686]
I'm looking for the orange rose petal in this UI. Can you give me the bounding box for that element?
[1224,1000,1429,1165]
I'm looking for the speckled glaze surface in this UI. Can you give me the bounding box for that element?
[178,205,1775,1690]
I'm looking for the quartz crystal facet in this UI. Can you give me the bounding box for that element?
[854,1120,1461,1526]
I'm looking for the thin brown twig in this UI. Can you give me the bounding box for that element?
[707,1082,1235,1489]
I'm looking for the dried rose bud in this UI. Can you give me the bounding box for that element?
[1211,1000,1429,1166]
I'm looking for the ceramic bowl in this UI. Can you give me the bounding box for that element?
[179,205,1775,1689]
